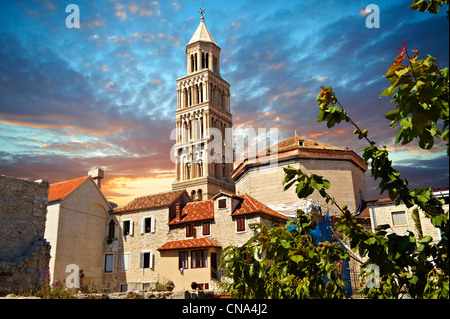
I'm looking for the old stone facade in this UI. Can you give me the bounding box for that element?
[233,137,368,216]
[103,190,289,292]
[44,170,111,287]
[368,188,449,243]
[0,175,51,294]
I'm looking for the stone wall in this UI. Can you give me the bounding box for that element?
[371,201,444,242]
[235,158,367,215]
[0,175,51,294]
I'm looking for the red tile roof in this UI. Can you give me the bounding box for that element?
[233,193,290,221]
[276,136,344,152]
[157,237,221,251]
[168,191,290,225]
[48,176,89,202]
[115,190,187,213]
[169,200,214,225]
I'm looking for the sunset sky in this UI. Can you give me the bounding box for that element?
[1,0,448,207]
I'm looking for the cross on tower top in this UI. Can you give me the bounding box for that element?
[199,6,205,16]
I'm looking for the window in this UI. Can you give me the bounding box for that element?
[108,219,115,238]
[236,217,246,232]
[392,211,407,226]
[298,140,304,146]
[121,253,130,271]
[123,220,133,236]
[218,198,227,209]
[186,224,194,237]
[140,252,153,269]
[179,251,188,270]
[202,222,210,236]
[120,283,128,292]
[104,254,113,273]
[141,216,155,234]
[191,250,208,268]
[142,283,151,291]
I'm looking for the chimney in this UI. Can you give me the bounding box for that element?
[175,202,182,221]
[88,168,104,189]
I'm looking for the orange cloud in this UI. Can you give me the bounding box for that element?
[102,175,174,207]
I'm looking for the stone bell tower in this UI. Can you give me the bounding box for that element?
[171,15,235,200]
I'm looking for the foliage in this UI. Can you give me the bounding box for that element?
[382,41,449,154]
[9,268,75,299]
[284,44,449,298]
[410,0,449,15]
[219,210,349,299]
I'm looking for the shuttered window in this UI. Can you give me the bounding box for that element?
[139,251,153,269]
[202,222,210,236]
[140,216,155,234]
[236,216,246,232]
[186,224,194,237]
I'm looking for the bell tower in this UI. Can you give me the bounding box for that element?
[172,15,235,200]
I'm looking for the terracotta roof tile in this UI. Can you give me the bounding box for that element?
[275,136,343,153]
[48,176,89,202]
[115,190,187,213]
[169,200,214,225]
[233,193,291,221]
[157,237,221,251]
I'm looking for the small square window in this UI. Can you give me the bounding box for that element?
[123,220,133,236]
[120,283,128,292]
[392,211,407,226]
[140,252,152,269]
[218,198,227,208]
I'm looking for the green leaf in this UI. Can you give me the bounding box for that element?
[419,236,433,244]
[364,237,377,245]
[280,240,291,249]
[290,255,303,264]
[409,275,419,285]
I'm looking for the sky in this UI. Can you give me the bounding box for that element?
[1,0,449,207]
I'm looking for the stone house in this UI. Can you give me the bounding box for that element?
[367,187,449,243]
[0,175,51,295]
[44,169,111,287]
[103,190,289,292]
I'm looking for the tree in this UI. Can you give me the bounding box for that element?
[284,42,448,298]
[219,210,349,299]
[219,3,449,299]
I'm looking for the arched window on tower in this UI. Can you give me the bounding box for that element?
[205,52,209,69]
[108,219,115,239]
[183,88,188,108]
[197,160,203,178]
[191,190,197,201]
[199,83,203,103]
[186,162,191,180]
[191,54,195,73]
[197,189,203,201]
